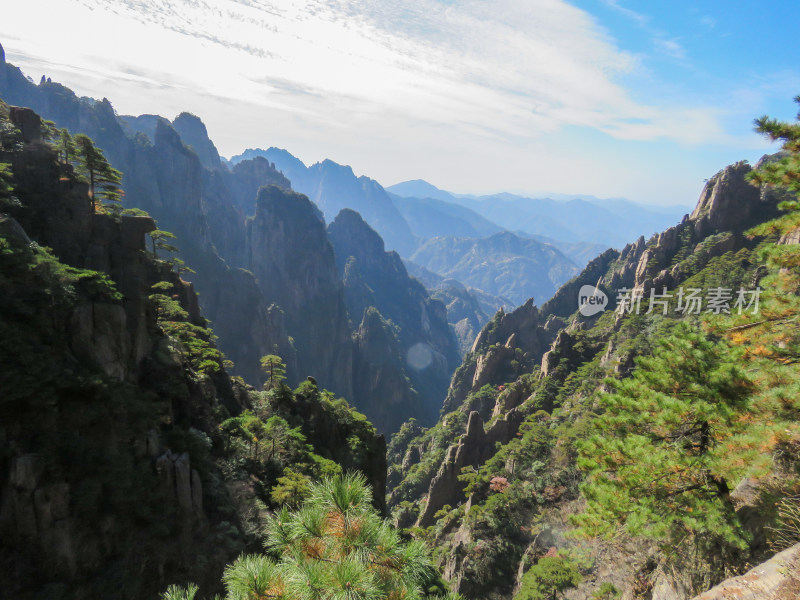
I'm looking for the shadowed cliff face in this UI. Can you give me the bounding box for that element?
[0,104,389,599]
[233,147,419,256]
[0,58,294,388]
[246,185,354,398]
[172,112,222,171]
[0,106,247,597]
[328,209,461,431]
[0,58,460,434]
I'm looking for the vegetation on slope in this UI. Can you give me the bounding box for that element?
[386,98,800,599]
[0,103,391,599]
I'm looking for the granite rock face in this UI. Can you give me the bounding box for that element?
[246,185,354,397]
[691,544,800,600]
[329,209,460,431]
[234,147,418,256]
[0,108,252,597]
[172,111,222,171]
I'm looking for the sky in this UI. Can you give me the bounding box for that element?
[1,0,798,206]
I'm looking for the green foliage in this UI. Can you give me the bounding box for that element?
[748,95,800,195]
[160,583,199,600]
[74,133,123,213]
[269,468,312,507]
[591,582,620,600]
[576,323,753,547]
[57,127,77,165]
[260,354,287,389]
[0,161,20,210]
[515,555,582,600]
[149,281,222,375]
[149,229,178,257]
[167,474,460,600]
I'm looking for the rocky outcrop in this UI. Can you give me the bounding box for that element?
[0,64,297,391]
[154,451,205,521]
[442,299,559,413]
[226,156,291,217]
[235,148,418,256]
[691,162,765,237]
[0,108,254,597]
[246,185,353,396]
[329,209,460,430]
[172,112,222,171]
[691,544,800,600]
[417,411,495,526]
[352,308,423,434]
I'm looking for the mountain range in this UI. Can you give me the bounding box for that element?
[2,38,800,600]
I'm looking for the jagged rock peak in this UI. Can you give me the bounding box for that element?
[689,160,765,235]
[0,42,5,64]
[328,208,404,274]
[255,183,324,224]
[172,111,222,170]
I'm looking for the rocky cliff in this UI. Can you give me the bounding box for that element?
[232,147,418,256]
[246,185,354,398]
[0,57,459,432]
[0,103,388,599]
[328,209,461,431]
[386,157,793,599]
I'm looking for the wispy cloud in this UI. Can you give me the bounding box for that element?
[700,15,716,28]
[1,0,726,147]
[654,37,686,60]
[3,0,782,206]
[598,0,649,26]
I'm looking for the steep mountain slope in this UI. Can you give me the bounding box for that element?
[246,185,354,400]
[404,260,511,354]
[231,147,418,256]
[0,55,291,389]
[387,157,797,600]
[0,54,458,434]
[410,231,579,307]
[388,179,688,250]
[327,209,461,431]
[0,105,386,599]
[389,193,504,239]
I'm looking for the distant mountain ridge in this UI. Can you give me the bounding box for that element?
[0,56,460,434]
[230,148,418,256]
[387,179,689,250]
[410,231,579,307]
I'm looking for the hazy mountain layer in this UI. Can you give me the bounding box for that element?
[387,179,688,250]
[387,158,794,600]
[231,148,418,256]
[410,231,579,307]
[0,55,457,433]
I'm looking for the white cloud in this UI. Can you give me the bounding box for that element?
[0,0,778,205]
[653,37,686,60]
[1,0,726,147]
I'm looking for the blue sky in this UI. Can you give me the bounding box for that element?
[1,0,798,206]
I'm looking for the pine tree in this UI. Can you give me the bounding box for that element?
[165,473,462,600]
[57,128,76,165]
[74,133,123,213]
[748,95,800,196]
[515,555,582,600]
[0,162,19,210]
[575,323,753,548]
[260,354,287,389]
[149,229,178,258]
